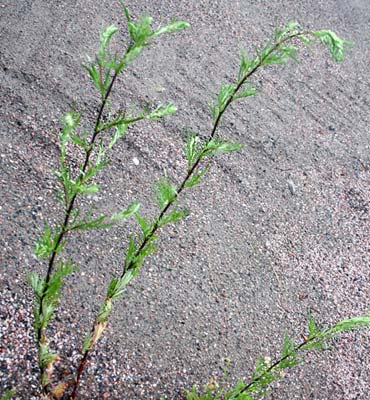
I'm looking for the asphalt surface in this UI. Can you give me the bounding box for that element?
[0,0,369,399]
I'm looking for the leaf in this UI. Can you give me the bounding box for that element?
[54,163,77,202]
[45,260,75,300]
[107,270,134,300]
[96,300,112,323]
[313,30,352,62]
[70,215,111,231]
[82,332,93,353]
[32,260,75,331]
[218,83,235,112]
[124,236,137,271]
[238,49,257,82]
[27,272,45,298]
[300,34,313,45]
[203,137,243,157]
[83,63,102,93]
[134,238,157,270]
[61,111,81,144]
[260,43,299,66]
[100,25,119,58]
[70,133,88,150]
[252,355,269,380]
[127,14,153,46]
[135,212,153,236]
[111,202,140,221]
[185,132,202,169]
[123,45,143,66]
[83,159,109,182]
[280,45,299,62]
[184,167,209,189]
[77,183,99,195]
[154,177,177,208]
[300,340,326,351]
[209,103,219,123]
[274,21,299,42]
[234,87,256,100]
[281,335,295,358]
[34,224,62,259]
[1,390,16,400]
[151,20,190,37]
[158,207,190,228]
[39,341,59,369]
[119,0,131,23]
[227,386,254,400]
[108,122,128,149]
[210,83,236,122]
[148,103,177,120]
[307,313,321,338]
[326,315,370,334]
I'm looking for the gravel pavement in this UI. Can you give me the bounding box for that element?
[0,0,369,399]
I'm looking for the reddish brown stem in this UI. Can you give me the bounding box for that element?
[37,70,119,397]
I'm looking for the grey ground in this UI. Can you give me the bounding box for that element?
[0,0,369,399]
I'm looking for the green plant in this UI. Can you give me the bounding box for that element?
[0,390,16,400]
[185,315,370,399]
[20,2,368,399]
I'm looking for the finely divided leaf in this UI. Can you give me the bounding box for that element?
[238,49,257,82]
[135,213,153,236]
[61,111,81,144]
[109,121,128,149]
[278,335,301,369]
[327,316,370,334]
[70,215,110,231]
[107,270,134,300]
[111,202,140,221]
[234,87,256,100]
[148,103,177,120]
[77,183,99,195]
[151,20,190,37]
[313,30,352,62]
[100,25,119,58]
[218,84,235,112]
[203,137,243,157]
[185,132,202,169]
[184,168,208,189]
[28,272,45,298]
[34,224,64,259]
[158,207,190,227]
[210,84,235,122]
[154,177,177,208]
[307,313,322,338]
[274,21,299,42]
[34,260,75,331]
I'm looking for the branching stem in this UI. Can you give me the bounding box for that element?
[71,30,311,399]
[37,70,119,397]
[238,337,312,395]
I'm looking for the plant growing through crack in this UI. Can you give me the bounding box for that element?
[5,1,366,399]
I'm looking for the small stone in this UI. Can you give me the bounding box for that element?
[287,179,296,195]
[133,157,140,166]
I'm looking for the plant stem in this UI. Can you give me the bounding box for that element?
[123,31,309,275]
[237,337,313,396]
[37,70,119,396]
[70,30,311,398]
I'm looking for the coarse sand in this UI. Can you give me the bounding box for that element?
[0,1,369,399]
